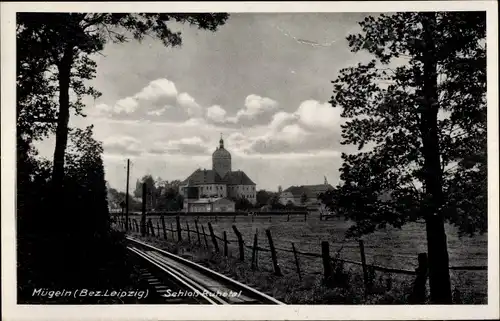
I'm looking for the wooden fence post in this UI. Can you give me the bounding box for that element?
[232,225,244,261]
[266,229,282,276]
[251,229,258,270]
[157,221,160,237]
[202,225,209,249]
[170,222,174,239]
[321,241,332,285]
[359,240,369,293]
[141,183,147,236]
[195,220,201,245]
[161,215,167,240]
[292,242,302,281]
[148,219,155,237]
[176,216,182,242]
[287,214,290,222]
[223,231,228,257]
[186,221,191,243]
[208,222,219,253]
[410,253,428,304]
[134,219,139,233]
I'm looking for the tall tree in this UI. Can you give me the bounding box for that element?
[329,12,486,303]
[16,13,229,207]
[256,189,272,207]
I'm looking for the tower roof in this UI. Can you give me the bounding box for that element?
[213,134,231,158]
[181,169,255,185]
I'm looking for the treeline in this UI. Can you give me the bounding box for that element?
[109,175,307,212]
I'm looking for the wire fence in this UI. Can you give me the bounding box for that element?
[115,213,486,303]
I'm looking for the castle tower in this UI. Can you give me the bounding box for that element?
[212,134,231,178]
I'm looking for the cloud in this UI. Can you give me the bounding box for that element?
[269,111,299,131]
[281,124,308,138]
[177,92,203,117]
[115,97,139,113]
[244,130,347,155]
[94,78,209,122]
[94,79,283,130]
[95,96,347,159]
[146,107,168,116]
[205,94,279,127]
[295,100,343,129]
[238,99,348,155]
[102,136,144,156]
[93,103,113,115]
[134,78,178,101]
[148,136,210,156]
[237,94,279,119]
[206,105,227,122]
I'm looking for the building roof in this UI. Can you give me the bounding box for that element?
[187,197,235,204]
[212,146,231,159]
[282,184,334,199]
[182,169,256,186]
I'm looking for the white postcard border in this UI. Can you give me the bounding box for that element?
[2,1,498,320]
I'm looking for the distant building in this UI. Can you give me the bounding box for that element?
[185,197,236,213]
[179,136,257,212]
[279,179,334,208]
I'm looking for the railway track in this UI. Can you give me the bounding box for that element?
[126,236,284,305]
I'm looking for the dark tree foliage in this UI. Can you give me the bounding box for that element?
[300,192,308,205]
[16,12,229,302]
[17,126,131,302]
[328,12,486,304]
[233,197,253,211]
[267,194,282,209]
[16,12,229,209]
[256,189,273,207]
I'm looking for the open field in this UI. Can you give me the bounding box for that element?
[126,212,487,303]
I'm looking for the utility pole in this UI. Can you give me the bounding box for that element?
[125,159,130,232]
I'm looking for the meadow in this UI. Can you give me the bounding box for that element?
[126,212,487,303]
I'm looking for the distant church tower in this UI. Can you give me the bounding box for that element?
[212,134,232,178]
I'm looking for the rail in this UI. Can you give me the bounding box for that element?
[126,236,284,305]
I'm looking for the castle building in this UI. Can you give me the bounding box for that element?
[180,136,257,211]
[279,177,334,208]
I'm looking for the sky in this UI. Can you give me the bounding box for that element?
[35,12,375,192]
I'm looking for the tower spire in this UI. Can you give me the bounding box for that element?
[219,133,224,148]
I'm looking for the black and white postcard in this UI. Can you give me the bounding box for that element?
[1,1,499,320]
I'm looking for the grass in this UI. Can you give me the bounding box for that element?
[126,212,487,304]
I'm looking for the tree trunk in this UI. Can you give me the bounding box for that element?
[51,45,73,216]
[420,12,452,304]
